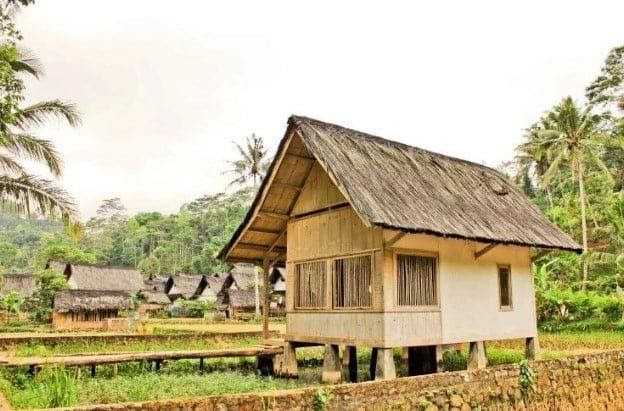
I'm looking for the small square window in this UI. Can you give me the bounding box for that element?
[498,265,512,309]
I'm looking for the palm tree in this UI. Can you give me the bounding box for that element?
[517,97,607,289]
[226,134,268,187]
[0,49,80,218]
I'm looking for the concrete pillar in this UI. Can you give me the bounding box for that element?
[435,345,444,372]
[275,341,298,378]
[322,344,342,383]
[467,341,487,370]
[375,348,396,380]
[525,336,539,360]
[342,345,357,382]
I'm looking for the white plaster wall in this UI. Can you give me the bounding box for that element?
[389,232,538,344]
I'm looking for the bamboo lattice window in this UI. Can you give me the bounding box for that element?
[294,260,326,309]
[397,254,437,306]
[498,265,512,309]
[332,254,372,309]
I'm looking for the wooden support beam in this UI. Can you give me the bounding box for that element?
[248,228,282,235]
[199,357,204,373]
[90,364,96,377]
[474,243,499,259]
[369,347,378,380]
[384,232,406,248]
[237,243,286,254]
[257,211,289,220]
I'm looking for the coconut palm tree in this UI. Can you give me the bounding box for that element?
[518,97,607,289]
[0,49,80,218]
[226,134,268,187]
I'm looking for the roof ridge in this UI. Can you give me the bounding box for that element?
[289,115,505,176]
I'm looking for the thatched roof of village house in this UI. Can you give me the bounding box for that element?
[65,263,144,292]
[269,267,286,293]
[54,289,133,313]
[0,273,36,299]
[143,276,168,293]
[204,274,227,295]
[167,274,207,299]
[219,115,581,263]
[140,291,171,305]
[228,289,256,309]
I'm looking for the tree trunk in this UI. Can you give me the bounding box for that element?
[578,159,589,290]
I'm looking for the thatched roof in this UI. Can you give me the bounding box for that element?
[143,276,168,293]
[229,264,255,290]
[228,289,256,309]
[269,267,286,293]
[140,291,171,305]
[219,115,581,263]
[167,274,206,299]
[0,273,36,298]
[205,274,227,294]
[64,263,144,292]
[54,289,132,313]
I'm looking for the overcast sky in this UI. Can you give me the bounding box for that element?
[16,1,623,219]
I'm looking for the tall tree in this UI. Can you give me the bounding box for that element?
[586,45,624,114]
[517,97,607,289]
[226,134,268,187]
[0,2,79,218]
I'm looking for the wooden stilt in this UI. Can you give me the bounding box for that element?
[155,359,161,371]
[276,342,298,378]
[407,346,437,376]
[199,357,204,373]
[369,347,378,380]
[112,363,118,377]
[525,336,539,360]
[342,345,357,382]
[90,364,96,377]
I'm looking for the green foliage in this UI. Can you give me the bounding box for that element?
[0,290,23,313]
[518,360,536,400]
[313,388,331,411]
[24,268,67,323]
[169,299,216,318]
[41,367,78,408]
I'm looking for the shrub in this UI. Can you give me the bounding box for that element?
[536,287,623,328]
[168,299,215,318]
[23,269,68,323]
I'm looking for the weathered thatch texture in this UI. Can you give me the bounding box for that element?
[229,264,255,290]
[205,274,227,294]
[140,291,171,305]
[228,289,256,309]
[219,115,581,263]
[0,273,36,298]
[167,274,206,299]
[143,276,168,293]
[54,290,132,313]
[63,263,144,292]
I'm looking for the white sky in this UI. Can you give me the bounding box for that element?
[16,1,624,219]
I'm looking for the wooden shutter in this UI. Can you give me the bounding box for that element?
[295,260,326,309]
[397,254,437,306]
[333,254,372,309]
[498,265,512,308]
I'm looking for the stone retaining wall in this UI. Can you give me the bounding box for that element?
[48,350,624,410]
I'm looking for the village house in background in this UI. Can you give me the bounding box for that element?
[219,115,581,381]
[47,261,144,331]
[0,273,36,300]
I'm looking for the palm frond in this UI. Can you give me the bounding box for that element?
[0,153,26,175]
[15,100,81,129]
[0,174,76,218]
[11,48,44,79]
[0,133,63,176]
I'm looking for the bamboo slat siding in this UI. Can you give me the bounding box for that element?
[397,254,437,306]
[332,254,372,308]
[295,261,326,308]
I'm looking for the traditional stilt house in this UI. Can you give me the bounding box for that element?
[53,290,133,331]
[218,116,581,381]
[47,262,144,330]
[164,274,207,301]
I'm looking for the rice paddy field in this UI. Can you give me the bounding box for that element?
[1,329,623,409]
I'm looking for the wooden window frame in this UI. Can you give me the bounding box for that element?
[331,252,374,311]
[293,259,327,310]
[393,249,440,311]
[497,264,513,311]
